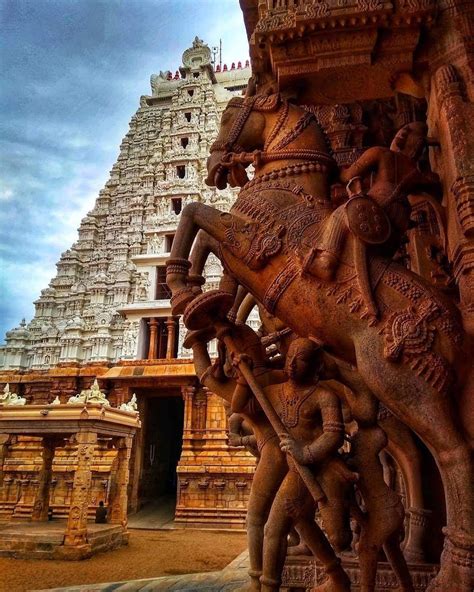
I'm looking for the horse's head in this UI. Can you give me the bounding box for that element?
[205,93,281,189]
[206,89,333,192]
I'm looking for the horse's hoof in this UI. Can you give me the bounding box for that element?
[188,274,206,294]
[183,290,234,330]
[287,542,311,556]
[312,560,351,592]
[311,573,351,592]
[170,288,195,315]
[183,327,216,349]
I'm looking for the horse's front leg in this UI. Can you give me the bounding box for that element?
[166,203,233,314]
[189,230,217,275]
[188,230,240,315]
[187,230,218,294]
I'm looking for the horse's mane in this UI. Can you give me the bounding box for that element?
[227,93,282,113]
[226,92,332,155]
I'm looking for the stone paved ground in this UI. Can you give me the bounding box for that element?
[0,529,247,592]
[127,496,178,530]
[39,550,250,592]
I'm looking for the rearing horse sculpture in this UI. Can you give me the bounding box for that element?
[167,91,473,592]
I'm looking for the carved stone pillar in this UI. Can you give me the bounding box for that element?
[181,386,196,433]
[129,395,146,513]
[0,434,12,488]
[404,507,432,563]
[430,63,474,329]
[180,385,196,461]
[109,436,133,526]
[32,438,57,521]
[147,318,158,359]
[64,431,97,547]
[166,316,176,359]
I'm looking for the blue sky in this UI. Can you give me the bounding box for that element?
[0,0,249,342]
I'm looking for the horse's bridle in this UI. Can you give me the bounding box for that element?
[210,96,257,157]
[209,95,336,172]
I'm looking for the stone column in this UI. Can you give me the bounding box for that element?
[166,317,177,359]
[179,386,196,459]
[148,318,158,359]
[404,507,432,563]
[109,436,133,526]
[32,438,56,521]
[129,395,146,513]
[64,431,97,547]
[431,65,474,325]
[0,434,12,488]
[181,386,196,434]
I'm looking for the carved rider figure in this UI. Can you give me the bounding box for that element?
[166,88,473,591]
[305,122,439,295]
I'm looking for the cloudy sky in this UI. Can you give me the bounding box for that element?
[0,0,249,342]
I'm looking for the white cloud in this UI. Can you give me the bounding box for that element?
[0,0,250,342]
[0,188,14,201]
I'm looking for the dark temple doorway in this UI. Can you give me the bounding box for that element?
[132,394,184,528]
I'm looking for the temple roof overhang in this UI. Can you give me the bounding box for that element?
[0,403,140,437]
[0,360,197,387]
[0,365,111,385]
[102,361,196,380]
[240,0,436,103]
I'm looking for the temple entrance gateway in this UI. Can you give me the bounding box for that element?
[140,395,184,502]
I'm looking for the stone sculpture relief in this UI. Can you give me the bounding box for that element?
[166,86,472,591]
[119,393,139,414]
[0,384,26,406]
[67,379,110,406]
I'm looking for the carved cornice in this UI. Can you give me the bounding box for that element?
[252,0,435,43]
[245,0,436,97]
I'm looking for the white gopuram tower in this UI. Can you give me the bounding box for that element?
[0,39,251,370]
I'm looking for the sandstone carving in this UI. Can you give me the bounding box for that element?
[167,81,472,591]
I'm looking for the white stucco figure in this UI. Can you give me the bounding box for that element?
[0,383,26,406]
[119,393,139,414]
[67,378,110,406]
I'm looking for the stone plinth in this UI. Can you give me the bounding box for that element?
[0,520,127,560]
[0,403,139,559]
[281,555,438,592]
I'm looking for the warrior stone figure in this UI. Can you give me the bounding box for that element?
[232,337,354,592]
[187,324,287,592]
[168,88,472,591]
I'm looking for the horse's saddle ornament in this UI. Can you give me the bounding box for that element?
[221,212,285,271]
[383,299,441,361]
[345,194,391,245]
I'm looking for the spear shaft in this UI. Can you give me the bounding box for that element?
[216,323,326,503]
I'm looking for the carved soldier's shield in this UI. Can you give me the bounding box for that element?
[345,194,391,245]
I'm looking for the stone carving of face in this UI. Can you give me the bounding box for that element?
[390,121,427,161]
[285,338,318,382]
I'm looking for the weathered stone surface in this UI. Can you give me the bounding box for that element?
[164,6,474,588]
